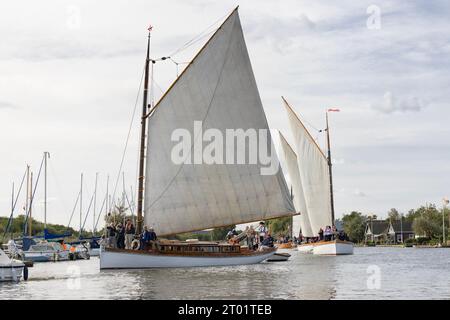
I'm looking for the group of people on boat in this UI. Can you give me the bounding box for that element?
[227,221,275,250]
[295,225,349,244]
[105,220,157,251]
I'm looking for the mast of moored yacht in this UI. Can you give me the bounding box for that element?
[325,112,335,226]
[25,165,30,234]
[44,151,49,229]
[93,172,98,235]
[136,26,152,235]
[80,173,83,236]
[29,171,33,237]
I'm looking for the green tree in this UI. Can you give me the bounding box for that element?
[266,217,291,237]
[412,216,441,238]
[342,211,367,243]
[410,204,447,240]
[210,225,235,241]
[387,208,400,222]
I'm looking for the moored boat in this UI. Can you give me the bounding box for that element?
[23,242,70,262]
[0,249,26,282]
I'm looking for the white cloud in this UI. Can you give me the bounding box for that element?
[353,189,367,197]
[371,91,427,114]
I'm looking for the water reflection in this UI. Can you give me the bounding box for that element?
[1,248,449,300]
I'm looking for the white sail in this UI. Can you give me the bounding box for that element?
[278,132,314,238]
[144,9,295,236]
[283,98,332,235]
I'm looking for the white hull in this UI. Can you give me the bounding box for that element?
[100,248,276,269]
[0,265,24,282]
[312,240,354,255]
[297,243,314,253]
[1,250,25,282]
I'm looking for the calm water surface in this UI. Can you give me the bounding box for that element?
[1,247,449,300]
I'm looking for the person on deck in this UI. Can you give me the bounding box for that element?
[318,228,324,241]
[106,223,116,248]
[140,226,151,250]
[148,227,157,241]
[116,223,125,249]
[331,225,337,240]
[256,222,268,243]
[260,234,274,247]
[324,226,332,241]
[125,219,136,250]
[249,225,257,250]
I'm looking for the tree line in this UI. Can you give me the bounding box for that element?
[340,204,450,244]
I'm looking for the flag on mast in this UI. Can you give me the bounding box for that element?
[328,108,340,112]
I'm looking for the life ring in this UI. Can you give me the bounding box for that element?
[131,239,140,250]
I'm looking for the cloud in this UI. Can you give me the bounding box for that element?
[245,14,316,53]
[371,91,427,114]
[353,189,367,197]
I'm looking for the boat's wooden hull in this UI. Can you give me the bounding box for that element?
[312,240,354,255]
[100,247,276,269]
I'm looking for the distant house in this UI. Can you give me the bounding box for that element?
[389,221,415,243]
[365,220,415,244]
[365,220,389,243]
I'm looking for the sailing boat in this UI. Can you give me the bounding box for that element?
[281,98,354,255]
[100,7,297,269]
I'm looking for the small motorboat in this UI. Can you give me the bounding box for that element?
[0,249,27,282]
[266,252,291,262]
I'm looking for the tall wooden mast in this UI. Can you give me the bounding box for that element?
[326,112,335,226]
[136,28,152,235]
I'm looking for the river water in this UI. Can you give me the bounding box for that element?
[1,247,449,300]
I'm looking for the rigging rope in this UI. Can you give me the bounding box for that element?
[67,190,81,229]
[168,10,231,58]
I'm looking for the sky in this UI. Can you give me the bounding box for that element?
[1,0,449,229]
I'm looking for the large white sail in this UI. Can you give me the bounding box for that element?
[283,98,332,235]
[144,9,295,236]
[278,132,314,238]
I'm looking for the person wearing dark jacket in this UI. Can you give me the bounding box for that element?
[260,234,274,247]
[116,223,125,249]
[139,226,156,250]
